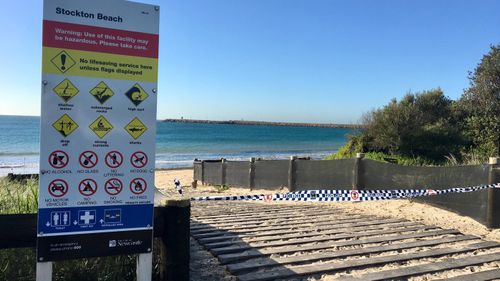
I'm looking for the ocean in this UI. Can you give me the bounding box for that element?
[0,115,354,176]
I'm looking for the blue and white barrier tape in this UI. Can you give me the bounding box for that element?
[191,183,500,202]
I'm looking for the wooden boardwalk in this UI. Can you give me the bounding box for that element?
[191,201,500,281]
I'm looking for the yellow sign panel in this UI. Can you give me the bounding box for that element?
[53,79,79,102]
[52,114,78,137]
[50,50,76,73]
[124,117,147,139]
[125,83,148,106]
[43,47,158,82]
[90,81,114,104]
[89,115,113,139]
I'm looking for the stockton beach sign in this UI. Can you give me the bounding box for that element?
[37,0,159,279]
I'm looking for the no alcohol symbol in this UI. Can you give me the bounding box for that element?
[48,150,69,169]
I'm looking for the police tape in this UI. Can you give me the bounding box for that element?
[191,183,500,202]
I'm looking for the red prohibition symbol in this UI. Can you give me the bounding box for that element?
[105,178,123,196]
[130,151,148,168]
[48,179,69,197]
[349,190,360,201]
[105,151,123,168]
[78,179,98,196]
[130,178,147,195]
[79,151,98,168]
[48,150,69,169]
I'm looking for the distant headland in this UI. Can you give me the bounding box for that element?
[162,118,362,129]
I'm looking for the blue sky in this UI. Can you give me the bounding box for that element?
[0,0,499,123]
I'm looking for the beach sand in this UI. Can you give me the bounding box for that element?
[155,168,500,243]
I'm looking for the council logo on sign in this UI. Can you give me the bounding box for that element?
[89,115,113,138]
[125,83,148,106]
[90,81,114,104]
[53,79,79,102]
[124,117,147,139]
[52,114,79,137]
[50,50,76,73]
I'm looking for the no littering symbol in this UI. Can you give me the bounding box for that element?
[48,150,69,169]
[79,151,98,168]
[130,151,148,168]
[105,151,123,168]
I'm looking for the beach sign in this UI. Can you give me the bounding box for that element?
[38,0,159,266]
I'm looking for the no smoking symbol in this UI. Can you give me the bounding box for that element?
[105,178,123,196]
[48,150,68,169]
[79,151,98,168]
[48,179,68,197]
[130,151,148,168]
[105,151,123,168]
[79,179,97,196]
[130,178,147,195]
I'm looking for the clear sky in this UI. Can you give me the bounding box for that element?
[0,0,499,123]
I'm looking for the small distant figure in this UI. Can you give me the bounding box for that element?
[174,178,183,196]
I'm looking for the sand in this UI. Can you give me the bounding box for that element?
[155,168,500,243]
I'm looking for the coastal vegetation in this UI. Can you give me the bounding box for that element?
[327,44,500,165]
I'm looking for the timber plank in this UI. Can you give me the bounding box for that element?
[338,251,500,281]
[218,229,459,264]
[204,220,417,249]
[227,235,478,274]
[433,268,500,281]
[211,225,432,255]
[237,241,499,281]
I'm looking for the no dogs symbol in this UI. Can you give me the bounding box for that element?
[130,151,148,168]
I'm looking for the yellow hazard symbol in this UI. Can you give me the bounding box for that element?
[124,117,147,139]
[52,114,79,137]
[89,81,114,104]
[89,115,113,139]
[125,83,148,106]
[53,79,79,103]
[50,50,76,73]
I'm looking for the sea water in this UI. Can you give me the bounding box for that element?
[0,115,355,176]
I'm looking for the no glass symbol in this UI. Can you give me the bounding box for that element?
[79,151,98,168]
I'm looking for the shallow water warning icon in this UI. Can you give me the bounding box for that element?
[50,50,76,73]
[52,114,78,137]
[124,117,147,139]
[89,115,113,138]
[53,79,79,102]
[90,81,114,104]
[125,83,148,106]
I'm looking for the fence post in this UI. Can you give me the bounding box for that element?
[487,157,500,228]
[288,156,297,191]
[353,153,364,190]
[221,158,226,186]
[158,199,190,281]
[201,160,205,185]
[249,157,255,190]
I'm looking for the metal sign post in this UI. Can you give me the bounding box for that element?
[37,0,159,279]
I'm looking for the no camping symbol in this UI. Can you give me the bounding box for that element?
[79,151,98,169]
[130,178,147,195]
[48,179,68,198]
[79,179,97,196]
[130,151,148,168]
[105,151,123,168]
[48,150,69,169]
[105,178,123,196]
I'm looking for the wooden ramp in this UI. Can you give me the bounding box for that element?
[191,201,500,281]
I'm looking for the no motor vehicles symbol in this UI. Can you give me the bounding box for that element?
[48,179,69,197]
